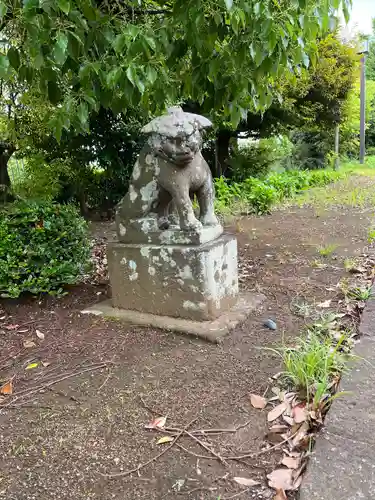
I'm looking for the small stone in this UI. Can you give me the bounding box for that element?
[263,319,277,330]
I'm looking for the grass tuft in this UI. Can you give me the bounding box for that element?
[318,243,337,257]
[270,332,350,409]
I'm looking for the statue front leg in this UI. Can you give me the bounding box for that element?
[197,178,219,226]
[156,187,172,230]
[174,187,202,231]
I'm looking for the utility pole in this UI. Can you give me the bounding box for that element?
[359,40,370,165]
[334,124,339,170]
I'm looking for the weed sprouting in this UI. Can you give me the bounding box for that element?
[318,244,338,257]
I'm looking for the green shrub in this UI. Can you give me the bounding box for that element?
[11,154,73,201]
[290,130,333,170]
[241,178,278,214]
[228,138,284,181]
[215,169,344,214]
[0,201,91,298]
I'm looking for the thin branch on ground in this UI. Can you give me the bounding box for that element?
[183,430,228,465]
[139,395,164,416]
[102,417,198,478]
[175,443,213,460]
[222,487,255,499]
[0,362,112,409]
[225,429,300,460]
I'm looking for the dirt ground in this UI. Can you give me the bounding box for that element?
[0,175,374,500]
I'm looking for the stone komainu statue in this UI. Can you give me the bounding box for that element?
[115,107,220,243]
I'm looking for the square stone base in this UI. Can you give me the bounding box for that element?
[81,293,265,343]
[117,217,223,245]
[107,235,239,321]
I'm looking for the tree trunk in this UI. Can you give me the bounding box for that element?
[216,129,232,177]
[0,144,15,203]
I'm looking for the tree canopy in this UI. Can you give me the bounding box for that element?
[0,0,351,139]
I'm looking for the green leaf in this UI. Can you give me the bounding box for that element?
[146,65,157,85]
[268,30,278,53]
[106,67,122,86]
[0,1,7,19]
[53,33,69,65]
[127,24,140,38]
[7,47,20,70]
[254,49,265,67]
[126,65,137,86]
[34,53,44,69]
[47,81,62,104]
[224,0,233,11]
[57,0,70,15]
[78,101,89,125]
[214,12,222,26]
[134,74,145,94]
[113,34,126,53]
[0,54,9,78]
[23,0,39,11]
[143,35,156,51]
[302,52,309,68]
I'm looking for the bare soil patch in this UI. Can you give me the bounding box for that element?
[0,176,374,500]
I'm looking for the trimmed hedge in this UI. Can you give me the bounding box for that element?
[0,201,91,298]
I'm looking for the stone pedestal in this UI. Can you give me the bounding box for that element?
[107,235,238,322]
[82,231,266,342]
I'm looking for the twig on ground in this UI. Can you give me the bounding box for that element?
[47,387,79,402]
[0,362,112,409]
[222,487,255,499]
[155,427,239,437]
[176,443,213,460]
[102,417,198,478]
[184,430,228,466]
[226,429,300,460]
[139,395,164,416]
[177,486,218,495]
[234,420,252,432]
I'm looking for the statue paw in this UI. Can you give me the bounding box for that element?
[200,214,219,226]
[158,217,170,230]
[181,218,202,231]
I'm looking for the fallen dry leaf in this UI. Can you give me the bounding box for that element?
[267,469,294,491]
[292,422,310,449]
[233,477,260,487]
[250,394,267,409]
[267,402,287,422]
[269,424,288,433]
[317,299,331,308]
[36,329,45,340]
[283,415,295,426]
[41,361,51,367]
[157,436,174,445]
[145,416,167,429]
[292,403,308,424]
[273,489,288,500]
[5,324,19,330]
[26,362,39,370]
[23,340,36,348]
[0,380,13,395]
[267,426,288,444]
[292,474,303,490]
[281,455,301,470]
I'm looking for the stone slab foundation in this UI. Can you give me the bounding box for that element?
[82,293,266,343]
